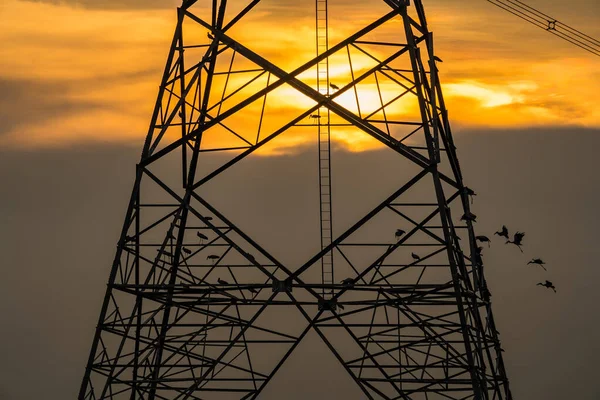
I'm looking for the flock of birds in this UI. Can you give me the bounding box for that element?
[491,225,556,293]
[394,218,556,294]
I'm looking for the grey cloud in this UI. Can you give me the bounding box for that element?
[1,127,600,399]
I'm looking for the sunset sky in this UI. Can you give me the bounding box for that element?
[0,0,598,150]
[1,1,600,399]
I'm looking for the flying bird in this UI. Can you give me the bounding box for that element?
[506,232,525,253]
[461,212,477,223]
[411,252,421,261]
[395,229,406,241]
[476,235,491,247]
[341,277,355,287]
[494,225,509,240]
[528,258,547,271]
[330,83,340,91]
[537,280,556,293]
[217,278,229,285]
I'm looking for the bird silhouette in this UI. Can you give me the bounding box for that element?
[207,254,220,261]
[330,83,340,91]
[494,225,509,240]
[528,258,547,271]
[207,32,215,40]
[506,232,525,253]
[205,217,213,222]
[433,55,443,63]
[217,278,229,285]
[475,246,484,264]
[158,249,174,258]
[248,286,258,294]
[476,235,491,247]
[461,212,477,223]
[341,277,355,287]
[337,303,345,310]
[197,231,208,243]
[464,187,476,204]
[182,247,192,255]
[246,253,256,263]
[411,252,421,261]
[537,280,556,293]
[395,229,406,241]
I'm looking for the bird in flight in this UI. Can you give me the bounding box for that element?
[528,258,547,271]
[395,229,406,241]
[537,280,556,293]
[494,225,509,240]
[476,235,491,247]
[506,232,525,253]
[411,252,421,261]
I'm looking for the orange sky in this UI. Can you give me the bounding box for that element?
[0,0,598,151]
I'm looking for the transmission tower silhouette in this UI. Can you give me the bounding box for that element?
[79,0,512,399]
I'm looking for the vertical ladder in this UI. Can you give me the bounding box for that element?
[316,0,334,299]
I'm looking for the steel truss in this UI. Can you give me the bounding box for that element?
[79,0,512,399]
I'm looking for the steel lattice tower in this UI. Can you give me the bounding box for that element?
[79,0,512,398]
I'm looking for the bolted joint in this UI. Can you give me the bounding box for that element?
[271,278,293,293]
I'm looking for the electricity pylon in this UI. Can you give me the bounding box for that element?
[79,0,512,399]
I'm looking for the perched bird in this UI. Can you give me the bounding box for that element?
[464,187,476,204]
[341,277,355,287]
[476,235,491,247]
[411,252,421,261]
[330,83,340,91]
[205,217,213,222]
[158,249,174,258]
[528,258,547,271]
[207,254,220,261]
[433,55,443,63]
[537,280,556,293]
[475,246,484,265]
[506,232,525,253]
[248,287,258,294]
[395,229,406,241]
[246,253,256,263]
[207,32,215,40]
[494,225,509,240]
[461,212,477,223]
[309,114,321,122]
[182,247,192,255]
[197,231,208,242]
[337,303,345,310]
[217,278,229,285]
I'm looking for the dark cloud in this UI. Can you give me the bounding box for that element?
[20,0,180,10]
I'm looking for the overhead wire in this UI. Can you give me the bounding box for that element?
[487,0,600,56]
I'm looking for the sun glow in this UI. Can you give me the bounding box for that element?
[0,0,598,151]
